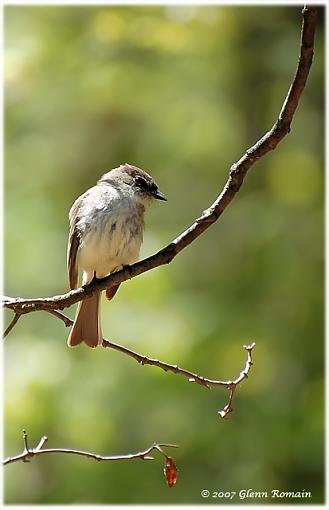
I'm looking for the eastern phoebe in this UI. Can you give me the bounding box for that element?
[67,163,167,348]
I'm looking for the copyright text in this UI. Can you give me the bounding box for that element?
[201,488,312,500]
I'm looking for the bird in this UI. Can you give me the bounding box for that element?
[67,163,167,348]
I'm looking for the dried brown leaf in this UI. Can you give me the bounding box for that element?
[164,456,178,487]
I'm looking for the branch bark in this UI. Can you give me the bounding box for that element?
[2,6,318,320]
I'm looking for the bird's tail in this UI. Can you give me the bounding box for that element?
[67,292,102,348]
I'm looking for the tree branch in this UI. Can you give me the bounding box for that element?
[102,340,256,419]
[3,431,179,486]
[11,305,254,417]
[46,309,255,417]
[2,6,318,321]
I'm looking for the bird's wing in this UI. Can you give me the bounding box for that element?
[67,196,82,290]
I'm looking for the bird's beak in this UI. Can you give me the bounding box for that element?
[153,189,167,201]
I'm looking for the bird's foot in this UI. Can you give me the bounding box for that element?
[123,264,133,279]
[82,272,99,291]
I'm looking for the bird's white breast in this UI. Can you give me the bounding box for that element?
[76,185,144,284]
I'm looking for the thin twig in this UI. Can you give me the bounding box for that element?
[47,309,73,327]
[22,429,29,450]
[1,6,318,324]
[3,312,21,338]
[103,339,255,389]
[218,343,255,418]
[3,430,179,467]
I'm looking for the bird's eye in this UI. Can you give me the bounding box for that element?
[134,176,148,189]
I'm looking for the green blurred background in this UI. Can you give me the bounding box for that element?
[4,4,324,505]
